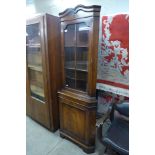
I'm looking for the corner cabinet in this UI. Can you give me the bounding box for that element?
[26,14,61,131]
[58,5,101,153]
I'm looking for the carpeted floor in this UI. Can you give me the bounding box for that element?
[26,116,112,155]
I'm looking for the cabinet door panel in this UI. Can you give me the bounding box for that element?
[31,97,50,128]
[64,23,90,92]
[26,22,45,102]
[61,102,86,140]
[26,23,42,69]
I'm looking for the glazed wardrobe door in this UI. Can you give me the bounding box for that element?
[26,16,50,129]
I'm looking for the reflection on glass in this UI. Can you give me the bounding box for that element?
[77,23,89,47]
[26,23,42,69]
[65,69,76,89]
[26,23,40,46]
[76,70,88,91]
[76,47,88,71]
[28,69,45,101]
[64,24,75,46]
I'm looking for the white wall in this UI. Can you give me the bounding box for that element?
[26,0,129,18]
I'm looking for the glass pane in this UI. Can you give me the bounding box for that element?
[75,23,89,91]
[76,71,88,91]
[26,23,42,69]
[26,47,42,69]
[76,47,88,71]
[28,69,45,101]
[64,24,75,47]
[76,23,89,47]
[64,24,76,89]
[64,47,76,88]
[65,69,75,89]
[64,47,75,69]
[26,23,40,45]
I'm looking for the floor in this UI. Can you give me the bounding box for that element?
[26,116,114,155]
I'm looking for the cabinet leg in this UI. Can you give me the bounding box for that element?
[60,133,65,139]
[82,147,95,154]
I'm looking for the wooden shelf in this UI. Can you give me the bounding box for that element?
[65,67,87,72]
[66,76,75,80]
[64,45,88,48]
[64,45,75,47]
[30,80,43,88]
[26,43,41,48]
[76,45,88,47]
[28,64,42,72]
[30,84,44,98]
[76,68,88,72]
[76,79,87,81]
[66,76,87,81]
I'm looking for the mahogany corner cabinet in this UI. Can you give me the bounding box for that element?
[58,5,101,153]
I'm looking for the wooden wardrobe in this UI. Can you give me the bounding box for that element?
[26,14,61,131]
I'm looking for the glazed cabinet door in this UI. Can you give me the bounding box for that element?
[26,17,50,128]
[59,96,96,153]
[64,22,90,92]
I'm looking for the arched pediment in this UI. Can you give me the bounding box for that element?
[59,5,101,21]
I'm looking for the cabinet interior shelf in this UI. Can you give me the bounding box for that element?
[65,45,88,48]
[77,45,88,47]
[31,92,45,101]
[65,67,88,72]
[26,43,41,48]
[28,64,42,72]
[66,76,87,81]
[30,80,43,88]
[30,84,44,97]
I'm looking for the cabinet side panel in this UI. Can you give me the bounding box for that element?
[85,109,96,145]
[89,17,100,96]
[26,67,31,116]
[46,14,61,131]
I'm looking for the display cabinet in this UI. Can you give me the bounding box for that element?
[26,14,61,131]
[58,5,101,153]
